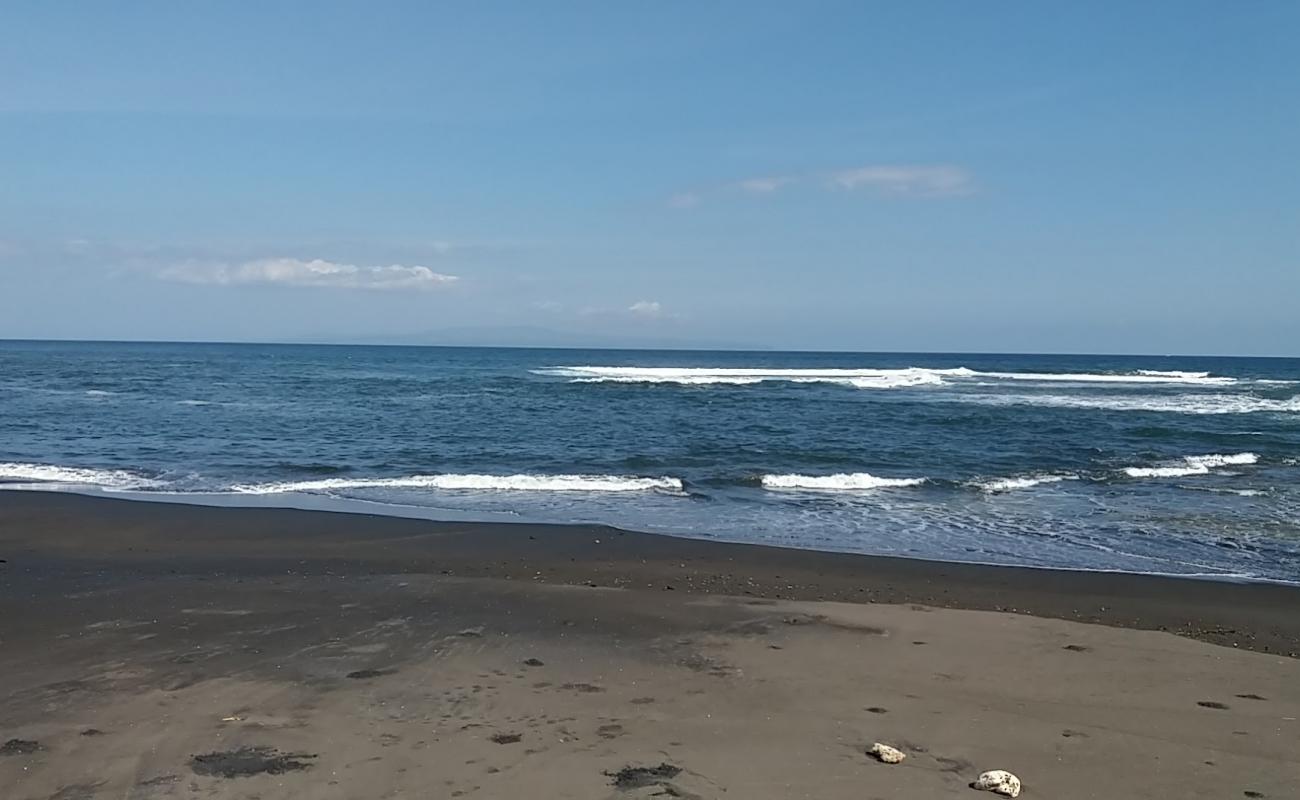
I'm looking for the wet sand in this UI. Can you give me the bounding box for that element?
[2,491,1298,799]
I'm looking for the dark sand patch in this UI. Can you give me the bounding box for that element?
[189,746,317,778]
[489,732,522,745]
[0,738,41,755]
[1198,701,1230,710]
[346,668,395,679]
[1235,693,1267,701]
[560,682,605,693]
[608,763,683,789]
[522,658,545,667]
[1063,644,1091,652]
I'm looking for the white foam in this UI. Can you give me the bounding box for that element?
[760,472,926,490]
[976,371,1235,385]
[537,365,1242,388]
[1137,370,1210,379]
[85,389,116,396]
[232,473,684,494]
[974,474,1079,493]
[1123,453,1259,478]
[541,366,971,388]
[0,462,161,490]
[954,393,1300,415]
[176,399,213,406]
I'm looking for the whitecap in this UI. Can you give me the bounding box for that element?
[535,364,1247,388]
[952,393,1300,415]
[1137,370,1211,379]
[975,370,1235,385]
[973,474,1079,493]
[1123,452,1259,478]
[760,472,926,490]
[232,473,684,494]
[540,366,969,388]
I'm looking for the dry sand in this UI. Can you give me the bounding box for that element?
[2,492,1297,799]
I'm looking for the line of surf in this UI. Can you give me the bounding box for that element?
[231,474,684,494]
[535,365,1245,387]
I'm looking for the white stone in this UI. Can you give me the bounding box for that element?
[973,770,1022,797]
[868,743,906,764]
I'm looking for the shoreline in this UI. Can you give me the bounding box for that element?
[9,484,1296,587]
[3,490,1298,657]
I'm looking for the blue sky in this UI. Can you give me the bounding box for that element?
[1,2,1297,354]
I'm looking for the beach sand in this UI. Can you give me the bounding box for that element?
[2,492,1298,799]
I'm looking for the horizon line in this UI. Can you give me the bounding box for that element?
[1,336,1296,361]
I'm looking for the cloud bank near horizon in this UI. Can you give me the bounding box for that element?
[158,258,459,291]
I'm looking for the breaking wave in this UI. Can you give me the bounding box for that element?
[0,462,162,490]
[232,473,684,494]
[536,365,1242,388]
[953,393,1300,415]
[541,366,969,388]
[973,474,1079,493]
[1123,453,1259,478]
[760,472,927,490]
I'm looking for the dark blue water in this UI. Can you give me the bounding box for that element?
[3,341,1299,582]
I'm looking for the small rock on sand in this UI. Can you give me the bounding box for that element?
[868,743,906,764]
[972,769,1022,797]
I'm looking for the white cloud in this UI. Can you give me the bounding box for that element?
[672,164,972,207]
[737,176,794,193]
[159,258,459,291]
[628,300,663,318]
[828,165,972,196]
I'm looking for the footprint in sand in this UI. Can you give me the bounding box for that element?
[1197,701,1230,710]
[597,724,624,739]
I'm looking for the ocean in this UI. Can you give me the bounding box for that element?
[2,340,1298,583]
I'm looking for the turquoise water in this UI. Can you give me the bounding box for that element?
[2,340,1299,582]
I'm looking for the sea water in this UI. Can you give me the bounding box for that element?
[2,341,1298,582]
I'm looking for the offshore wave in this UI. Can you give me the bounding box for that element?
[953,393,1300,415]
[760,472,927,490]
[543,366,968,388]
[232,473,685,494]
[972,474,1079,493]
[0,461,162,490]
[1123,453,1259,478]
[536,365,1243,387]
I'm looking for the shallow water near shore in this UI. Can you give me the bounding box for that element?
[2,340,1299,582]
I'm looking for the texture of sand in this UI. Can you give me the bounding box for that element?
[2,493,1298,799]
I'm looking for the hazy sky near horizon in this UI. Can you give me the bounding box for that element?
[2,2,1298,355]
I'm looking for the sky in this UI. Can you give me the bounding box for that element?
[1,1,1297,355]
